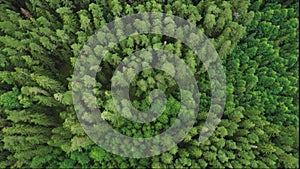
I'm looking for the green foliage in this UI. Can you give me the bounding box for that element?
[0,87,21,109]
[0,0,298,168]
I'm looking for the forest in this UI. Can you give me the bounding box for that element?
[0,0,299,168]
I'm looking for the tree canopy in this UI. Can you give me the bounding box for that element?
[0,0,298,168]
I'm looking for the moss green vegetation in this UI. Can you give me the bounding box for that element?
[0,0,298,168]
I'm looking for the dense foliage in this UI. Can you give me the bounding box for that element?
[0,0,298,168]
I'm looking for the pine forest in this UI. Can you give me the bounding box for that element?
[0,0,299,168]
